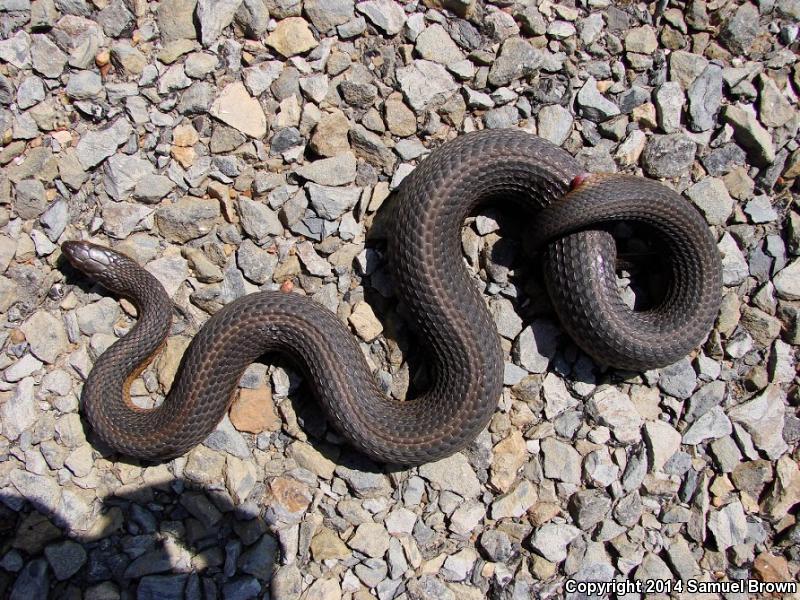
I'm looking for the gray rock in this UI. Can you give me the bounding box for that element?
[13,179,47,220]
[720,2,759,54]
[339,80,378,108]
[488,37,542,87]
[16,76,44,109]
[239,534,278,580]
[658,358,697,400]
[479,530,514,562]
[76,118,133,168]
[418,452,481,498]
[40,200,69,242]
[576,76,620,122]
[306,183,360,220]
[65,70,103,100]
[514,319,559,374]
[744,195,778,224]
[222,577,261,600]
[31,34,67,79]
[157,0,198,42]
[682,406,732,445]
[484,105,519,129]
[669,50,709,88]
[197,0,242,46]
[569,489,612,530]
[687,63,723,132]
[204,415,251,458]
[723,105,775,167]
[154,197,220,243]
[641,134,696,178]
[718,232,749,286]
[728,385,788,460]
[541,436,582,483]
[406,576,455,600]
[537,104,573,146]
[9,559,49,600]
[304,0,353,31]
[102,201,154,240]
[356,0,405,35]
[178,81,214,114]
[530,523,581,563]
[237,197,282,244]
[43,540,87,581]
[349,125,395,170]
[335,461,392,498]
[708,501,748,550]
[1,378,37,441]
[586,387,642,443]
[104,153,154,201]
[134,175,175,204]
[685,177,733,225]
[415,23,464,65]
[21,311,68,364]
[709,435,742,473]
[234,0,270,37]
[635,553,674,583]
[654,82,684,134]
[137,575,188,600]
[97,0,134,37]
[0,30,31,69]
[237,239,278,284]
[396,59,458,111]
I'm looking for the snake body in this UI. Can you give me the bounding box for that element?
[62,130,722,464]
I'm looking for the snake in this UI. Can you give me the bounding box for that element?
[61,129,722,465]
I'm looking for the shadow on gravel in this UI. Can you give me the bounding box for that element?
[0,475,285,599]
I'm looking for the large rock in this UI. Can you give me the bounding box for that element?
[356,0,405,35]
[197,0,242,45]
[396,59,458,112]
[641,134,696,178]
[266,16,318,57]
[210,82,267,138]
[728,386,788,460]
[418,452,481,498]
[157,0,198,41]
[155,197,221,243]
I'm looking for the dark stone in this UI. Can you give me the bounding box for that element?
[702,143,747,176]
[270,127,303,155]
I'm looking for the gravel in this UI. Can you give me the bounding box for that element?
[1,0,798,597]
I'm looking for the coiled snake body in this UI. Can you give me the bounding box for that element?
[62,130,722,464]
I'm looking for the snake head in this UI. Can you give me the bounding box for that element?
[61,241,137,287]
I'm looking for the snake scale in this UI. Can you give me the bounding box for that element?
[62,129,722,465]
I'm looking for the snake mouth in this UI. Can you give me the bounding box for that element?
[62,241,121,276]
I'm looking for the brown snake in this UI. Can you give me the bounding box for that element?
[62,129,722,465]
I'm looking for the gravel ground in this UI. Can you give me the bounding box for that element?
[1,0,800,598]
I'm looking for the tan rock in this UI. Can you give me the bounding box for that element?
[266,17,318,58]
[310,109,351,157]
[172,123,199,146]
[385,94,417,137]
[489,429,526,493]
[753,551,791,582]
[210,81,267,139]
[349,301,383,342]
[263,476,313,527]
[170,145,195,167]
[289,441,337,479]
[229,386,281,434]
[156,335,191,389]
[311,527,350,560]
